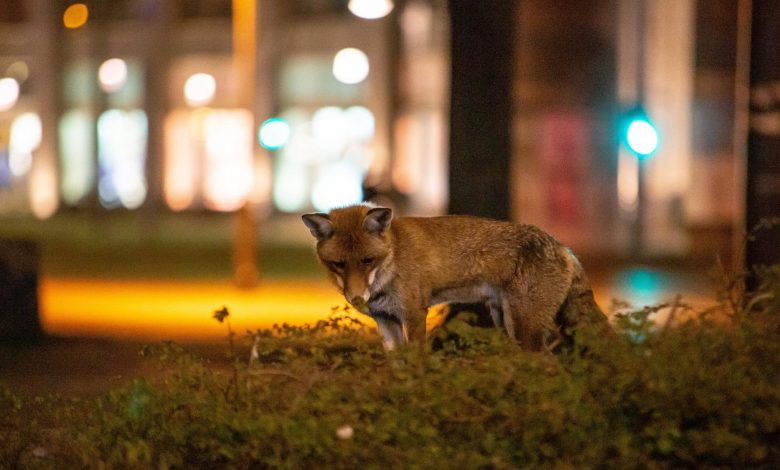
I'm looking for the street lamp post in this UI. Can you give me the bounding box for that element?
[232,0,260,288]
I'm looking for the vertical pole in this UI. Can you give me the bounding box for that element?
[633,0,647,257]
[30,0,62,218]
[732,0,751,272]
[447,0,516,219]
[617,0,641,254]
[144,1,174,210]
[232,0,260,288]
[746,0,780,270]
[619,0,647,257]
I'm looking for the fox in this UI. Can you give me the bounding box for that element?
[302,204,608,351]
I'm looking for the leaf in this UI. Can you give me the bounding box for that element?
[213,306,230,323]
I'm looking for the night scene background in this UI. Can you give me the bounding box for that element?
[0,0,779,382]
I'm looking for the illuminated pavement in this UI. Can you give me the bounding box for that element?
[39,265,718,342]
[41,277,344,342]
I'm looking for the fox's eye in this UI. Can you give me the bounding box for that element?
[361,257,375,266]
[328,261,346,271]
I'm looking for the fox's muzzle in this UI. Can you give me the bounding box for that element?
[345,270,371,308]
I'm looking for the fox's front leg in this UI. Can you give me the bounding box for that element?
[372,313,405,350]
[371,307,426,350]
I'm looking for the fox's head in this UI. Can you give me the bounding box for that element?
[302,205,393,310]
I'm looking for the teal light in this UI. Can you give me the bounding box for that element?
[258,117,290,150]
[621,106,659,159]
[626,269,662,295]
[626,119,659,158]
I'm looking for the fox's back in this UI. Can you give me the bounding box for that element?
[389,215,568,286]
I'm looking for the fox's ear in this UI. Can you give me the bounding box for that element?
[302,213,333,241]
[363,207,392,234]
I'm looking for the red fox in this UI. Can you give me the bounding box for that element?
[302,204,607,351]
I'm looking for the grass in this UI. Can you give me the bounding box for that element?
[1,263,779,468]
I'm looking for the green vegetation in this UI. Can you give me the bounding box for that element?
[2,267,780,468]
[0,212,321,279]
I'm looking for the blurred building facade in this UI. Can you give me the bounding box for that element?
[0,0,449,216]
[512,0,740,262]
[0,0,741,261]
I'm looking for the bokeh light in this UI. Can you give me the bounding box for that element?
[348,0,394,19]
[184,73,216,107]
[626,120,659,157]
[97,109,149,209]
[203,110,254,211]
[63,3,89,29]
[273,158,309,213]
[98,58,128,93]
[259,117,291,150]
[30,161,59,220]
[164,110,198,211]
[311,161,364,212]
[332,48,370,85]
[9,112,42,177]
[616,268,668,307]
[5,61,29,84]
[312,106,349,157]
[59,110,95,205]
[0,77,20,112]
[345,106,375,142]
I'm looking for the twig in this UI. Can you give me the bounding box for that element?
[663,295,681,330]
[743,292,774,316]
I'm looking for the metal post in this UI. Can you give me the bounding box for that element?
[632,0,647,257]
[447,0,516,219]
[232,0,260,288]
[746,0,780,270]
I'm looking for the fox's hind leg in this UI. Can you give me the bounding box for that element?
[487,295,504,329]
[502,267,571,351]
[503,291,564,350]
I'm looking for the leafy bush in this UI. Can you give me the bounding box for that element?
[2,278,779,468]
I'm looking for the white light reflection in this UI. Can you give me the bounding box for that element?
[311,161,364,212]
[97,109,149,209]
[203,109,253,211]
[312,106,349,158]
[0,77,20,112]
[273,158,309,213]
[98,58,128,93]
[332,48,369,85]
[348,0,394,19]
[59,110,95,205]
[345,106,375,142]
[271,105,378,213]
[184,73,216,107]
[9,112,42,177]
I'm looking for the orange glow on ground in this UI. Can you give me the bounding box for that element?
[40,278,343,342]
[39,271,715,342]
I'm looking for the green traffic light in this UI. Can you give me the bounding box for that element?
[621,105,659,158]
[626,119,659,157]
